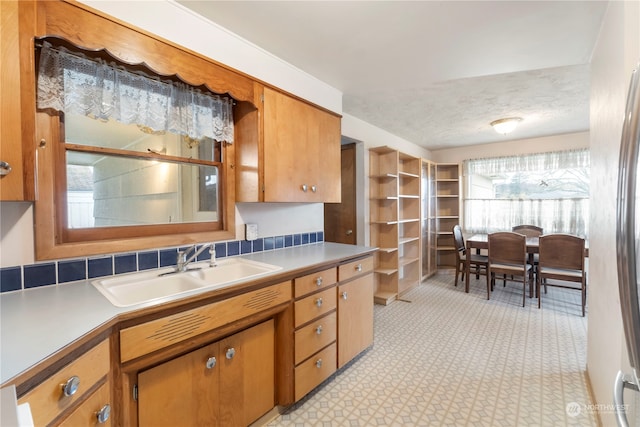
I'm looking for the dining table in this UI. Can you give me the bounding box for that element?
[464,234,589,295]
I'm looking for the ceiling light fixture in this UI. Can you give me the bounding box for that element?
[490,117,522,135]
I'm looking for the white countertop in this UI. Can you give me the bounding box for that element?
[0,242,375,385]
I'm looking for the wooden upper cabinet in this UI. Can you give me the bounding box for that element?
[0,1,35,201]
[237,86,341,203]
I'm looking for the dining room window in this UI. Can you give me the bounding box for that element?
[463,149,590,236]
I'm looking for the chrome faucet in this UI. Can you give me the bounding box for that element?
[176,243,214,272]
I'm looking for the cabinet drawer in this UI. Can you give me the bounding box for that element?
[58,381,111,427]
[121,281,291,362]
[295,312,337,365]
[294,267,337,298]
[18,339,110,427]
[294,342,337,402]
[294,287,336,328]
[338,256,374,282]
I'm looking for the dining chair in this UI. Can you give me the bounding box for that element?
[453,225,488,287]
[536,234,587,316]
[512,224,543,279]
[511,224,543,237]
[487,232,532,307]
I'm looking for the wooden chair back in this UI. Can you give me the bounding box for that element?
[538,234,585,271]
[488,232,527,266]
[512,224,543,238]
[453,224,465,255]
[487,231,531,307]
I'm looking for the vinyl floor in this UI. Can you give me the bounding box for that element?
[267,272,596,427]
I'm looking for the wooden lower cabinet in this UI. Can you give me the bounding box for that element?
[137,319,274,427]
[338,274,374,368]
[337,256,374,368]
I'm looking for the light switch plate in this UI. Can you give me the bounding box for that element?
[245,223,258,241]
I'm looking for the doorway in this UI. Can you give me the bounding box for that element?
[324,142,358,245]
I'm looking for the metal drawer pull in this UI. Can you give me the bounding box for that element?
[342,291,348,300]
[356,263,362,272]
[315,359,323,368]
[311,185,317,193]
[61,375,80,397]
[0,161,11,176]
[206,356,217,369]
[315,325,323,335]
[315,297,323,307]
[226,347,236,359]
[96,404,111,424]
[301,184,308,192]
[315,277,323,286]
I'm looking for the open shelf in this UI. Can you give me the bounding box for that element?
[435,163,460,270]
[370,147,422,304]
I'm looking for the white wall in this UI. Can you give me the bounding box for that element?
[588,2,640,426]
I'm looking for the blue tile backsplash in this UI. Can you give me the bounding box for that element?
[24,263,56,289]
[0,231,324,293]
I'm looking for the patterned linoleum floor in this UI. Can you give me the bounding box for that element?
[267,272,596,427]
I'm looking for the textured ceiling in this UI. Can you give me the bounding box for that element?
[177,1,607,150]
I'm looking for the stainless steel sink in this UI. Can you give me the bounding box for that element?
[92,257,282,307]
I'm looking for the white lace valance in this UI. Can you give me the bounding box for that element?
[462,148,589,176]
[36,41,234,143]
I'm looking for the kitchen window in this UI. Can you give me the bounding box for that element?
[33,39,238,258]
[463,149,590,236]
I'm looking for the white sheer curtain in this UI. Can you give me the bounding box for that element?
[36,41,234,143]
[463,149,590,237]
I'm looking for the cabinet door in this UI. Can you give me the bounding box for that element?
[218,319,274,427]
[0,0,35,201]
[137,320,274,427]
[263,87,340,202]
[338,274,374,368]
[138,342,220,427]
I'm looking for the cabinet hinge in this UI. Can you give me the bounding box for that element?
[133,384,138,401]
[260,93,264,103]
